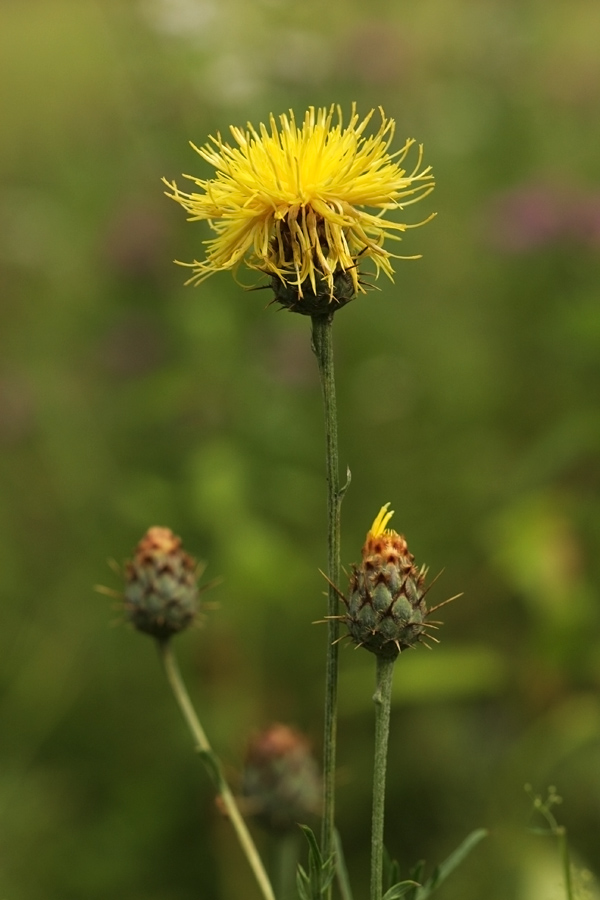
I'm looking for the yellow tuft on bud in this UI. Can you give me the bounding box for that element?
[369,503,396,538]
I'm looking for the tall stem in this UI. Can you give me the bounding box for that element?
[370,656,395,900]
[311,312,343,882]
[158,640,276,900]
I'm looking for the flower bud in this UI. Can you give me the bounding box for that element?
[344,504,433,659]
[242,724,321,834]
[270,268,356,316]
[123,527,199,640]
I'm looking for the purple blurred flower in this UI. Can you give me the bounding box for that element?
[485,184,569,253]
[485,181,600,253]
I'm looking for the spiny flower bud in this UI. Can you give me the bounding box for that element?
[242,724,321,834]
[123,527,199,640]
[344,504,438,659]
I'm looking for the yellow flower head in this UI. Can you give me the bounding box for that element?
[164,104,435,310]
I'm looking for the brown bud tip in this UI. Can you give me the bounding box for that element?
[136,526,183,556]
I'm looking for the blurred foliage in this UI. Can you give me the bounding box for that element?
[2,0,600,898]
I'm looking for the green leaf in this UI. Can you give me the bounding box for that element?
[414,829,488,900]
[334,829,354,900]
[383,880,421,900]
[296,825,336,900]
[382,846,401,894]
[405,861,426,900]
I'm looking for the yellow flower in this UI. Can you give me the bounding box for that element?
[164,104,434,307]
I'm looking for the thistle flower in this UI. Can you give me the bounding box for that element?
[123,527,200,640]
[164,104,434,313]
[342,504,447,659]
[242,724,321,834]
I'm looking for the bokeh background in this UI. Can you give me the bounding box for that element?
[2,0,600,897]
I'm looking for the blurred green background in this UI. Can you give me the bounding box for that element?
[2,0,600,897]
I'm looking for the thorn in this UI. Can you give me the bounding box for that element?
[198,575,222,595]
[318,569,348,603]
[428,592,463,615]
[95,585,121,599]
[245,282,272,292]
[420,568,445,600]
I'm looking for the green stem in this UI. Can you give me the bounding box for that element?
[158,640,276,900]
[558,828,574,900]
[370,656,396,900]
[271,831,301,900]
[311,312,343,883]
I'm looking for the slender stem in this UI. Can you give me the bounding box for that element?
[370,656,396,900]
[158,639,276,900]
[271,831,301,900]
[311,312,343,882]
[558,828,574,900]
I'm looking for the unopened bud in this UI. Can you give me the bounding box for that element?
[242,724,321,833]
[123,527,199,640]
[344,504,435,659]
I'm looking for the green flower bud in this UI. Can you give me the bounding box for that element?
[123,527,199,640]
[344,505,438,659]
[242,724,321,834]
